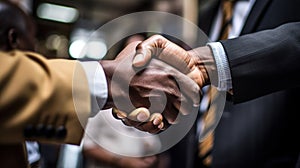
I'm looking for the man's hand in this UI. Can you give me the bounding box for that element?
[133,35,217,87]
[127,35,217,132]
[99,41,201,133]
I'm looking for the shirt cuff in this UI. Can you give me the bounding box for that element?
[207,42,232,91]
[80,61,108,117]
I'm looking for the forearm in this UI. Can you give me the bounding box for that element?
[187,46,218,88]
[221,22,300,103]
[0,51,90,144]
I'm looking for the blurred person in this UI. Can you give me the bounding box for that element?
[0,5,200,167]
[0,1,40,167]
[130,21,300,168]
[126,0,300,167]
[0,0,35,51]
[195,0,300,167]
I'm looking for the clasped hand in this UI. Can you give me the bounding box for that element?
[101,36,215,133]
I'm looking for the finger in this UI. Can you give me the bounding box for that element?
[137,121,162,134]
[133,35,160,67]
[133,35,192,74]
[162,103,180,124]
[121,117,141,128]
[112,108,127,120]
[169,65,202,108]
[149,59,201,110]
[149,113,163,128]
[115,41,141,60]
[128,107,151,122]
[113,108,150,129]
[149,113,165,131]
[132,113,164,134]
[132,49,152,67]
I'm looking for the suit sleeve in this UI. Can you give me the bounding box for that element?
[0,51,91,145]
[221,22,300,103]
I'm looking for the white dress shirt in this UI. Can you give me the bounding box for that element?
[208,0,256,91]
[25,141,40,164]
[80,61,108,117]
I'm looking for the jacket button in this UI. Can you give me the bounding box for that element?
[45,125,55,138]
[35,124,46,136]
[55,126,67,139]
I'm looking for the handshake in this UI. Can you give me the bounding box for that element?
[99,35,218,133]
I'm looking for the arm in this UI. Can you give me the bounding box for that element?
[221,22,300,102]
[100,41,201,132]
[133,22,300,103]
[0,51,90,144]
[0,41,200,142]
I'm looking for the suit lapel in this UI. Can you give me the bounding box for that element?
[198,0,221,35]
[241,0,273,34]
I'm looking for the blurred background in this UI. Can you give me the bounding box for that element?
[13,0,198,60]
[6,0,201,168]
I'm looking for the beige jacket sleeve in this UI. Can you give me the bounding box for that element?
[0,50,91,145]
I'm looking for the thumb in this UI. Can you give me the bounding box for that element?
[133,35,169,67]
[128,107,151,122]
[132,43,153,67]
[132,35,191,74]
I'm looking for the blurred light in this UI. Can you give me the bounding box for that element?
[45,34,69,58]
[46,34,67,50]
[86,40,107,59]
[69,28,107,60]
[69,40,86,59]
[37,3,79,23]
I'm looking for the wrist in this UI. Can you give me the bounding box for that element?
[79,61,108,117]
[207,42,232,91]
[187,46,218,86]
[99,60,115,109]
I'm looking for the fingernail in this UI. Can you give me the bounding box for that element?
[113,108,126,119]
[133,53,144,66]
[137,112,148,122]
[117,112,126,119]
[158,123,164,130]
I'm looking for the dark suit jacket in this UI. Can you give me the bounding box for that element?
[198,0,300,167]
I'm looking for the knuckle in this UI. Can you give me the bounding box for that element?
[151,34,164,40]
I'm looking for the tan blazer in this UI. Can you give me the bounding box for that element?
[0,50,91,145]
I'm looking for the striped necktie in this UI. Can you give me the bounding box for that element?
[198,0,237,167]
[198,87,217,167]
[218,0,237,40]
